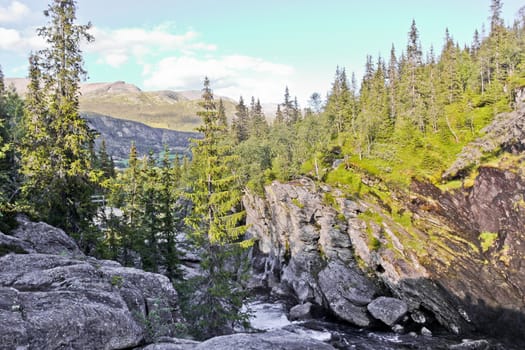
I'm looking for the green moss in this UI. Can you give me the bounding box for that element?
[291,198,304,209]
[479,231,498,252]
[110,275,124,288]
[369,237,381,251]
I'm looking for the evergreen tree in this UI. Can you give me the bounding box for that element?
[158,148,184,280]
[274,104,284,125]
[0,70,24,230]
[232,96,249,143]
[308,92,323,115]
[217,98,228,128]
[248,97,268,138]
[181,77,250,339]
[20,0,97,241]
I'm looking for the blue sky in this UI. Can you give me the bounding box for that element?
[0,0,523,106]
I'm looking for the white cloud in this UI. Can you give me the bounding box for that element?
[143,55,295,103]
[0,1,30,24]
[86,25,214,69]
[0,27,20,48]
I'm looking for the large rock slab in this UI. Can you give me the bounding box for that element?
[318,262,376,327]
[194,329,335,350]
[367,296,408,326]
[0,218,180,350]
[11,215,84,257]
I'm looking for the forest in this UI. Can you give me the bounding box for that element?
[0,0,524,341]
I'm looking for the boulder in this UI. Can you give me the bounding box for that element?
[421,327,433,337]
[194,329,335,350]
[11,215,84,257]
[318,262,376,327]
[366,296,408,326]
[141,337,201,350]
[0,219,181,350]
[289,302,321,321]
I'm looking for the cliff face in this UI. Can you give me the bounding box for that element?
[84,112,200,164]
[244,169,525,344]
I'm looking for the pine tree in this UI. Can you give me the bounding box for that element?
[217,98,228,128]
[232,96,249,143]
[181,77,250,339]
[20,0,97,240]
[274,104,284,125]
[248,97,268,138]
[158,148,184,280]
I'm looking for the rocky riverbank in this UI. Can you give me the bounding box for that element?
[243,174,524,349]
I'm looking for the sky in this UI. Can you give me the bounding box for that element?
[0,0,524,106]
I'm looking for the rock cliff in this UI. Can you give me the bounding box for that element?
[243,170,525,346]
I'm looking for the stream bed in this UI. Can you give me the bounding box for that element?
[246,300,511,350]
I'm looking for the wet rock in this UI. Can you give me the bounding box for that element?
[289,302,316,321]
[421,327,432,337]
[391,324,404,334]
[367,296,408,326]
[448,339,490,350]
[194,329,336,350]
[411,309,426,324]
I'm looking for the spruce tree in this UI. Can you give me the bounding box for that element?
[181,77,250,339]
[20,0,97,240]
[248,97,268,138]
[232,96,249,143]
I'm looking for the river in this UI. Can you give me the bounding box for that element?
[246,300,509,350]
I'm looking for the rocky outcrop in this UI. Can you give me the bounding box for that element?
[244,174,525,345]
[243,178,384,328]
[367,297,408,326]
[84,113,199,163]
[443,88,525,179]
[243,178,463,334]
[194,329,335,350]
[0,216,180,350]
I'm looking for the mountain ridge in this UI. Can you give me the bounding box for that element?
[5,78,277,132]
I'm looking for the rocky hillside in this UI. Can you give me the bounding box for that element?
[242,91,525,349]
[84,112,199,165]
[0,216,339,350]
[5,79,238,131]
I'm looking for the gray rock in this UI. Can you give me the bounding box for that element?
[195,329,335,350]
[0,219,181,350]
[448,339,490,350]
[11,215,84,257]
[421,326,433,337]
[391,324,404,334]
[289,302,316,321]
[141,337,200,350]
[410,309,426,324]
[0,231,34,256]
[318,262,376,327]
[367,296,408,326]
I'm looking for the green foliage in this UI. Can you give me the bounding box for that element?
[18,1,99,245]
[182,77,251,339]
[110,275,124,288]
[479,231,499,252]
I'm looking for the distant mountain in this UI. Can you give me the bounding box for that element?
[5,79,278,131]
[83,112,200,166]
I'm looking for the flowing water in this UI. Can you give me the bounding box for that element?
[246,300,510,350]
